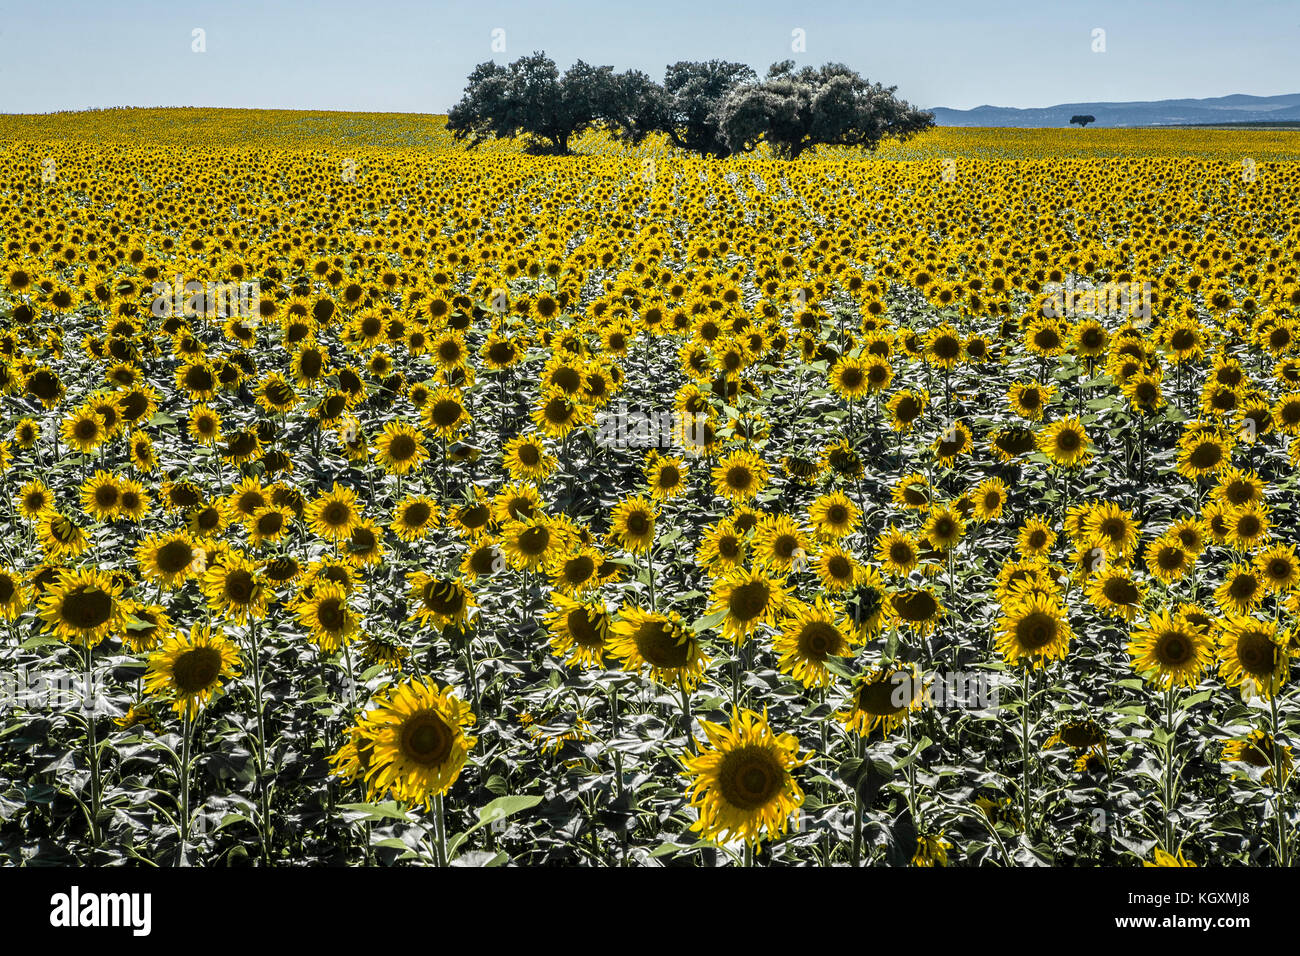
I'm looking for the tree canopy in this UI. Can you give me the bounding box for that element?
[447,53,933,158]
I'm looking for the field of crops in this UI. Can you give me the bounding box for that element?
[1,109,1299,866]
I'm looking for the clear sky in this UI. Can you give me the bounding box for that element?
[1,0,1296,115]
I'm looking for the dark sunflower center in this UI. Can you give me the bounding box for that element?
[430,400,463,428]
[1158,632,1192,665]
[60,587,113,630]
[1237,631,1276,675]
[1015,610,1057,650]
[717,746,784,810]
[172,646,223,694]
[798,621,841,659]
[635,620,691,668]
[157,540,195,574]
[893,590,938,622]
[400,711,454,766]
[728,581,771,622]
[567,608,605,647]
[388,434,417,460]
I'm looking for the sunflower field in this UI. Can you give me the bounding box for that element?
[1,110,1299,867]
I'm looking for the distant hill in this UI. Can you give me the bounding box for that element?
[929,93,1300,127]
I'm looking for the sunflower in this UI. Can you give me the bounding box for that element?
[1007,381,1055,421]
[258,553,303,589]
[932,420,973,466]
[892,472,931,511]
[828,355,870,399]
[995,592,1072,668]
[774,598,853,689]
[38,511,89,559]
[1016,515,1056,558]
[1044,717,1106,752]
[545,593,611,668]
[1086,565,1146,621]
[1037,416,1091,468]
[709,567,788,644]
[1224,502,1270,551]
[62,407,106,454]
[136,530,198,588]
[531,386,590,439]
[390,494,439,541]
[256,372,299,413]
[837,663,926,736]
[201,552,268,623]
[144,625,241,719]
[447,491,495,539]
[645,452,688,500]
[821,437,863,478]
[129,430,158,472]
[812,545,860,593]
[1255,543,1300,594]
[373,420,427,476]
[247,504,292,547]
[683,707,807,847]
[407,572,475,629]
[357,633,409,671]
[1214,563,1265,615]
[753,514,810,573]
[344,518,385,569]
[16,478,54,520]
[331,679,476,809]
[922,504,965,551]
[0,566,27,620]
[887,586,945,636]
[187,405,222,445]
[421,386,471,438]
[912,833,952,867]
[500,515,563,570]
[608,605,707,688]
[1128,610,1213,688]
[503,433,557,483]
[808,491,860,540]
[1222,730,1293,786]
[1144,536,1193,583]
[876,526,919,576]
[549,546,603,595]
[1144,847,1196,868]
[293,583,358,653]
[1086,503,1142,558]
[697,518,747,573]
[38,567,125,647]
[608,496,658,554]
[886,388,928,433]
[12,417,39,449]
[711,449,769,503]
[1216,616,1289,700]
[459,538,505,582]
[306,482,362,541]
[1176,426,1231,480]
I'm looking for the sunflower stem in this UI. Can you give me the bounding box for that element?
[179,709,192,865]
[851,732,865,867]
[1163,682,1176,852]
[82,642,101,847]
[1020,665,1033,839]
[433,793,448,866]
[1271,692,1289,866]
[680,677,696,754]
[249,617,273,863]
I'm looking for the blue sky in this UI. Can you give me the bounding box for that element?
[1,0,1296,114]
